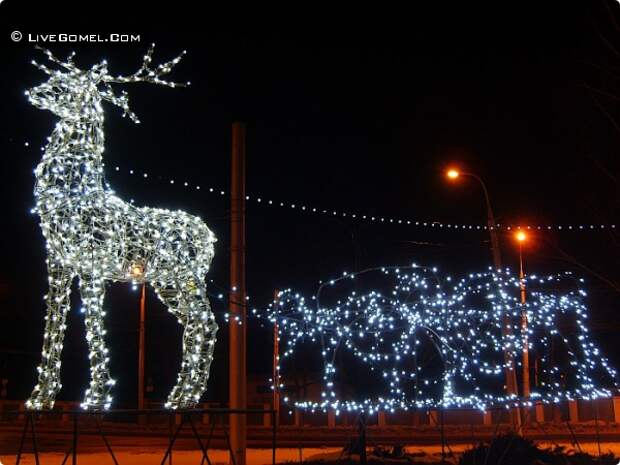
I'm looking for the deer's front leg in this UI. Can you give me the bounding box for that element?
[79,274,114,410]
[26,262,73,410]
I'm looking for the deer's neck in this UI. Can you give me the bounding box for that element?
[34,119,106,207]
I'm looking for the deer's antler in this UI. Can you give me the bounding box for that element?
[100,83,141,123]
[103,43,190,88]
[33,46,78,73]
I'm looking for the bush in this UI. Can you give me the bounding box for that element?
[459,433,617,465]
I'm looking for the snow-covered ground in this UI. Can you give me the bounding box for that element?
[3,447,326,465]
[2,442,619,465]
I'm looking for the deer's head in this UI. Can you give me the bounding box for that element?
[26,45,189,124]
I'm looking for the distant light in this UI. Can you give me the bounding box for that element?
[130,263,144,278]
[515,231,527,243]
[446,169,460,179]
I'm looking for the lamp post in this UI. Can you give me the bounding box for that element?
[445,168,520,417]
[138,283,146,411]
[515,231,530,399]
[273,290,280,428]
[446,169,501,269]
[130,264,147,418]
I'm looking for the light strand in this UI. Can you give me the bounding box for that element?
[105,164,617,233]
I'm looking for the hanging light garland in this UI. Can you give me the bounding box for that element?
[256,266,617,414]
[96,164,617,233]
[24,45,218,411]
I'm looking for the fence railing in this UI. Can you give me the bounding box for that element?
[1,398,619,465]
[1,397,618,428]
[2,407,277,465]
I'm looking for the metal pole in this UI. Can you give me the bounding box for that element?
[358,413,367,465]
[72,413,78,465]
[593,400,602,458]
[161,414,185,465]
[229,122,247,465]
[15,411,29,465]
[272,291,279,465]
[439,408,445,462]
[188,413,212,465]
[478,183,502,270]
[168,412,173,465]
[466,172,520,430]
[273,290,280,428]
[95,416,119,465]
[30,412,40,465]
[519,242,530,432]
[138,283,146,416]
[520,244,530,399]
[272,411,277,465]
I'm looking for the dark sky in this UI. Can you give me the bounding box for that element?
[0,2,619,407]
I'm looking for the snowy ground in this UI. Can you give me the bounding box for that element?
[5,447,323,465]
[2,442,620,465]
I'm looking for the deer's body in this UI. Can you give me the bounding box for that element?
[35,123,215,283]
[26,47,217,410]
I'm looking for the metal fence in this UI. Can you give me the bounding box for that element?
[3,407,276,465]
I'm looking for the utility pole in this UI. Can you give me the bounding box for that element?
[229,122,247,465]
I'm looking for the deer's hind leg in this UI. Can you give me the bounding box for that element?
[153,278,218,409]
[26,261,73,410]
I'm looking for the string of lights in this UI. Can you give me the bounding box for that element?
[255,266,617,414]
[103,164,617,233]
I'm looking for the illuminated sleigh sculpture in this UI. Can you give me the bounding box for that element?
[269,267,617,413]
[26,46,217,410]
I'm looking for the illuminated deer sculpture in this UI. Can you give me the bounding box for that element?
[25,46,217,410]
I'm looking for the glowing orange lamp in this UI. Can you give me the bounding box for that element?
[515,231,527,243]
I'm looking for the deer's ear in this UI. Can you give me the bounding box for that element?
[100,84,141,124]
[31,59,53,76]
[90,61,109,81]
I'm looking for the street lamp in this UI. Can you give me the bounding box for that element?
[515,231,530,399]
[444,167,520,429]
[445,168,502,269]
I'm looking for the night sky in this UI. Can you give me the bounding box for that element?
[0,2,619,407]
